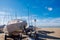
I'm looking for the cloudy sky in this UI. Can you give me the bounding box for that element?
[0,0,60,27]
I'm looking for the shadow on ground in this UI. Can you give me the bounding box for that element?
[29,30,60,40]
[5,30,60,40]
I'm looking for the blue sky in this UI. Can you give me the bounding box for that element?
[0,0,60,27]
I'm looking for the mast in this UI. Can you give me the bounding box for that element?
[27,5,30,26]
[15,10,17,19]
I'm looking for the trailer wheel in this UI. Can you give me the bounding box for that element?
[5,35,7,40]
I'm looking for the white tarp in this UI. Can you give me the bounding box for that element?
[4,19,27,33]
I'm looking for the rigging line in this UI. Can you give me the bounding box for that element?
[15,10,17,19]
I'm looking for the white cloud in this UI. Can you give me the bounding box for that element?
[0,11,12,25]
[31,18,60,26]
[0,11,6,15]
[0,15,60,27]
[45,7,53,11]
[48,7,53,11]
[0,11,11,15]
[17,16,60,26]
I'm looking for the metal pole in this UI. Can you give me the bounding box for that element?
[27,6,29,26]
[15,10,17,19]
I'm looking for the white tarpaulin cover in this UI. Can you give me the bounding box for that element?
[4,19,27,33]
